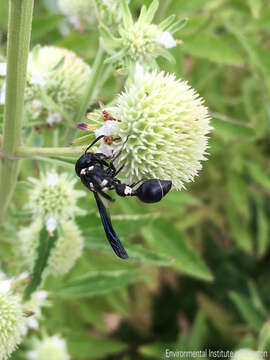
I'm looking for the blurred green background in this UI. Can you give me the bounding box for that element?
[1,0,270,359]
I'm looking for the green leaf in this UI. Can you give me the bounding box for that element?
[55,270,144,298]
[230,291,266,331]
[259,322,270,352]
[182,34,244,67]
[142,219,213,281]
[68,333,127,359]
[23,226,59,302]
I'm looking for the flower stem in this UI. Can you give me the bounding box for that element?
[17,146,83,158]
[74,41,106,123]
[0,0,34,224]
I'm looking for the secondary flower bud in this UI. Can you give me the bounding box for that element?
[26,171,84,223]
[100,0,185,70]
[25,46,91,124]
[18,220,84,277]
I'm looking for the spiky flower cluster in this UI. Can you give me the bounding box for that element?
[26,172,84,223]
[25,46,91,125]
[18,220,84,276]
[0,279,25,360]
[88,69,211,190]
[100,0,185,70]
[28,336,70,360]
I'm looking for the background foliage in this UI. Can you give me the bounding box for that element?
[1,0,270,359]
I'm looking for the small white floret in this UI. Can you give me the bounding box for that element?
[30,70,47,86]
[0,279,12,293]
[156,32,177,48]
[47,172,59,186]
[46,217,57,233]
[46,112,63,126]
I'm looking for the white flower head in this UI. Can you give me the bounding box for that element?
[27,171,85,222]
[28,335,70,360]
[0,63,7,76]
[26,46,91,123]
[0,279,25,359]
[95,70,212,190]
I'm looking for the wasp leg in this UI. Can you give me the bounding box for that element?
[96,188,115,202]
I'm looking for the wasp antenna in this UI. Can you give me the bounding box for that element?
[85,135,105,154]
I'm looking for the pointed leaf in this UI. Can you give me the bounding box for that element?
[23,226,59,302]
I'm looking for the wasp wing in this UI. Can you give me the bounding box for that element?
[93,192,128,259]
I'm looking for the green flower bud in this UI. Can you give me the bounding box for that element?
[25,46,91,124]
[232,349,264,360]
[100,0,186,70]
[28,336,70,360]
[0,280,25,360]
[26,171,84,223]
[18,220,84,277]
[88,69,211,190]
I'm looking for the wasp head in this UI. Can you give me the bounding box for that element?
[75,153,95,177]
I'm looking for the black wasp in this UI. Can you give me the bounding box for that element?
[75,135,172,259]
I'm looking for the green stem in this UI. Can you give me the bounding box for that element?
[0,0,34,224]
[74,41,106,123]
[17,146,83,158]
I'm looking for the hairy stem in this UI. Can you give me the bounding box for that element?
[0,0,34,224]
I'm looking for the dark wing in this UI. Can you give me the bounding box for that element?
[94,192,128,259]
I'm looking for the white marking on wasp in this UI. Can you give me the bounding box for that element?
[88,166,94,171]
[124,186,133,196]
[103,187,109,192]
[80,168,86,175]
[101,179,108,187]
[89,182,94,190]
